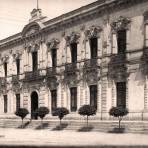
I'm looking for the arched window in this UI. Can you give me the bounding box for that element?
[70,43,77,63]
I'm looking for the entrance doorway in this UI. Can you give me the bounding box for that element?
[31,91,38,119]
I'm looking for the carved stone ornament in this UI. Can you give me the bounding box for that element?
[47,77,59,90]
[111,16,131,32]
[1,55,9,63]
[27,43,40,53]
[64,74,79,87]
[12,52,22,60]
[65,32,80,45]
[47,38,60,50]
[85,25,102,39]
[84,69,99,84]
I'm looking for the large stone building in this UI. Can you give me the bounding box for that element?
[0,0,148,120]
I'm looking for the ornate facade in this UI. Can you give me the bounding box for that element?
[0,0,148,120]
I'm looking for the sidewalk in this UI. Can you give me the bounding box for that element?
[0,128,148,147]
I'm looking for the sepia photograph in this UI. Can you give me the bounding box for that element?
[0,0,148,147]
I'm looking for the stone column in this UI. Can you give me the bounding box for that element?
[77,85,81,110]
[80,81,84,106]
[85,40,90,59]
[57,83,61,107]
[98,33,103,57]
[144,76,148,110]
[66,46,71,63]
[28,52,32,71]
[111,80,116,107]
[112,33,117,54]
[97,81,101,113]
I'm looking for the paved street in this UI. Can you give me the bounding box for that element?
[0,128,147,147]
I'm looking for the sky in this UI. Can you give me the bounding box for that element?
[0,0,97,40]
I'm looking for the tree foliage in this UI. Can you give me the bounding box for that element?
[109,106,128,129]
[78,105,97,128]
[37,107,49,119]
[78,105,96,117]
[52,107,69,124]
[15,108,29,128]
[15,108,29,120]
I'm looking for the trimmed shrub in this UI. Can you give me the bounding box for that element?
[52,107,69,126]
[109,106,128,129]
[37,107,49,127]
[15,108,29,128]
[78,105,96,127]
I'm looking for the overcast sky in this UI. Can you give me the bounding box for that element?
[0,0,96,40]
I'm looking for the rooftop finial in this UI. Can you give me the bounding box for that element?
[37,0,39,9]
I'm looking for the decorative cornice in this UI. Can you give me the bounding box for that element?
[111,16,131,32]
[0,0,147,49]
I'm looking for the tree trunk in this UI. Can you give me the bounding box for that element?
[118,117,122,130]
[41,118,43,129]
[60,119,61,128]
[22,119,23,129]
[86,116,88,128]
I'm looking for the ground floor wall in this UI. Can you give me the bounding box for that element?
[0,71,148,120]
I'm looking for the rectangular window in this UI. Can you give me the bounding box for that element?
[4,62,7,77]
[70,87,77,112]
[117,30,126,54]
[90,85,97,109]
[90,38,98,59]
[70,43,77,63]
[116,82,126,108]
[51,49,57,67]
[16,59,20,75]
[4,95,7,113]
[32,51,38,71]
[16,94,20,111]
[51,90,57,112]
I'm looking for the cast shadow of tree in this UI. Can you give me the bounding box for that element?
[52,123,68,131]
[17,121,30,129]
[78,126,94,132]
[35,123,49,130]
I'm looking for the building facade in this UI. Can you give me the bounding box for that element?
[0,0,148,120]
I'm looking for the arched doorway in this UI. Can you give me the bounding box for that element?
[31,91,38,119]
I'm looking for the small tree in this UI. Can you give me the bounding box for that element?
[15,108,29,128]
[109,106,128,129]
[78,105,96,128]
[37,107,49,127]
[52,107,69,127]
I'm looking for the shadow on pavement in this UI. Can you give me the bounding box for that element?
[52,123,68,131]
[35,123,49,130]
[17,121,30,129]
[78,126,94,132]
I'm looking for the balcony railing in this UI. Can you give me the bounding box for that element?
[24,70,44,82]
[46,67,57,78]
[84,58,98,69]
[65,63,77,73]
[108,53,127,81]
[12,75,19,85]
[0,77,6,87]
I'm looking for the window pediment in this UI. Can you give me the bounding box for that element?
[26,43,40,53]
[22,22,44,38]
[65,32,80,45]
[47,38,60,50]
[85,25,102,39]
[111,16,131,32]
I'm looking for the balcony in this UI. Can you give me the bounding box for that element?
[64,63,78,76]
[46,67,57,78]
[83,59,99,83]
[141,48,148,75]
[0,77,6,87]
[108,53,127,81]
[12,75,19,85]
[24,70,44,82]
[84,58,98,69]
